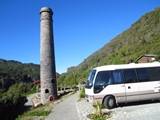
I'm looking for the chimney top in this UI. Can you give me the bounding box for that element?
[40,7,53,15]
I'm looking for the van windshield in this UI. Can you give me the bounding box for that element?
[94,71,112,93]
[94,71,112,86]
[85,70,96,88]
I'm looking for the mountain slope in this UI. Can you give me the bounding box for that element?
[58,8,160,86]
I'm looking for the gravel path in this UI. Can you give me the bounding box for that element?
[46,93,79,120]
[108,101,160,120]
[76,97,95,120]
[46,92,95,120]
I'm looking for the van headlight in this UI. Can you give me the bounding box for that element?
[86,95,94,102]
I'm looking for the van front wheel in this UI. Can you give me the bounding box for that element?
[103,96,116,109]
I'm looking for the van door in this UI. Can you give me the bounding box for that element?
[123,69,140,102]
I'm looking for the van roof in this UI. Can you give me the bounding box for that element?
[94,62,160,71]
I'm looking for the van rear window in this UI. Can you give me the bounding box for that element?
[136,67,160,82]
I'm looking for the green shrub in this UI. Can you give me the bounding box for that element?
[17,83,37,95]
[0,83,28,119]
[0,83,27,106]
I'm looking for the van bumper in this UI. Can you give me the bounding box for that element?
[85,94,103,105]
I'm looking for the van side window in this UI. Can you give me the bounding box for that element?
[124,69,137,83]
[136,68,150,82]
[148,67,160,81]
[113,70,124,84]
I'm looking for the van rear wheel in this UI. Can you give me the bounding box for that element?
[103,96,116,109]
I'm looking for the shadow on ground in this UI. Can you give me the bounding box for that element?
[117,100,160,108]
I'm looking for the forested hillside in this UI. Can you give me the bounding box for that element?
[58,8,160,86]
[0,59,40,90]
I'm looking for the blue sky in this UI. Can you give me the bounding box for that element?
[0,0,159,73]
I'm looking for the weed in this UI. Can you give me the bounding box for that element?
[79,87,85,99]
[88,101,110,120]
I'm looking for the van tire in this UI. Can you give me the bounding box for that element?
[103,96,116,109]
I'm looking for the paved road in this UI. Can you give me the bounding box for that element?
[46,93,79,120]
[108,101,160,120]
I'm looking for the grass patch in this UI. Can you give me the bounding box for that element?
[16,103,53,120]
[23,108,49,116]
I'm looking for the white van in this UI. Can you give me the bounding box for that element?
[85,62,160,109]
